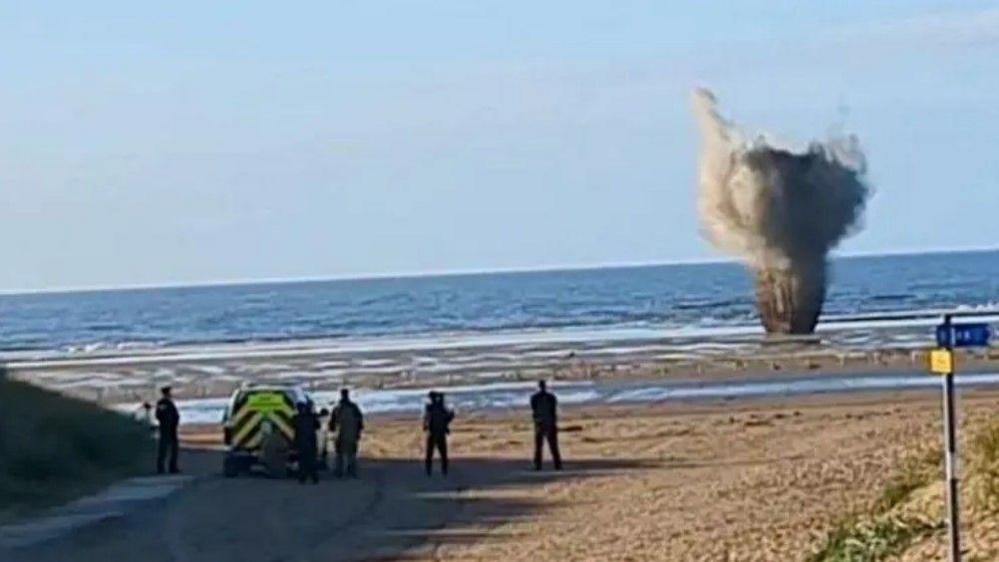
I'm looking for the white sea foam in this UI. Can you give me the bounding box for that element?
[4,311,974,371]
[139,372,999,426]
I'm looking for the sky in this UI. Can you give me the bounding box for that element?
[1,1,998,291]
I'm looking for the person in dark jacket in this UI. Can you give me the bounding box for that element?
[423,391,454,477]
[530,380,562,471]
[155,386,180,474]
[293,402,320,484]
[330,389,364,478]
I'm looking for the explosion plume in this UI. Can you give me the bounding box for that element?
[691,89,871,334]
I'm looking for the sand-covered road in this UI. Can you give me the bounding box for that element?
[8,389,996,562]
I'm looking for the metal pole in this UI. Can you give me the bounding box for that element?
[942,313,961,562]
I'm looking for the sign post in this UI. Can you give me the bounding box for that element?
[940,314,960,562]
[930,315,992,562]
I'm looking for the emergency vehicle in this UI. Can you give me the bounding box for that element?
[221,383,329,477]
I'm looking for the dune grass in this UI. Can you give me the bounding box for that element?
[812,414,999,561]
[874,444,941,513]
[0,376,153,521]
[809,514,942,562]
[810,442,943,562]
[968,415,999,513]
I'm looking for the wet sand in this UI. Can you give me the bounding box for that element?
[8,330,999,406]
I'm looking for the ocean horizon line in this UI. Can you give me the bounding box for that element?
[1,246,996,298]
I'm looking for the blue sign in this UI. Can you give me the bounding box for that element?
[936,323,992,348]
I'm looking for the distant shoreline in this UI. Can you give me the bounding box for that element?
[1,247,996,297]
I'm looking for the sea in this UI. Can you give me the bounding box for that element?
[0,250,997,356]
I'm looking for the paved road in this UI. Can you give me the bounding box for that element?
[2,451,472,562]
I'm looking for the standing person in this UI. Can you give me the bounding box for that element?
[330,389,364,478]
[423,391,454,477]
[293,402,320,484]
[530,380,562,471]
[155,386,180,474]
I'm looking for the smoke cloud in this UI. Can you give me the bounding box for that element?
[691,89,871,334]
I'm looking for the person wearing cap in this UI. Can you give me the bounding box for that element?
[530,380,562,471]
[329,388,364,478]
[155,386,180,474]
[423,391,454,477]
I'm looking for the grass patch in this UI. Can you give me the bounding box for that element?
[0,377,153,522]
[813,413,999,561]
[875,444,940,513]
[968,416,999,513]
[811,444,942,562]
[809,515,943,562]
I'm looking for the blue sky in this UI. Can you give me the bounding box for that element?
[1,1,997,291]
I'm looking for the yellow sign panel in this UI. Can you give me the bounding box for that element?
[929,348,954,374]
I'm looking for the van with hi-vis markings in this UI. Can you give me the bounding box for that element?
[221,383,330,478]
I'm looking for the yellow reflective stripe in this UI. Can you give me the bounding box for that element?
[267,412,295,441]
[232,404,257,427]
[243,430,263,450]
[233,412,263,447]
[277,394,296,418]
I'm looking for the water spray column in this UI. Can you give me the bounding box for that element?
[752,258,826,335]
[690,88,870,337]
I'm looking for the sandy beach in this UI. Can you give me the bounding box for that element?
[11,387,999,562]
[6,319,999,561]
[317,390,996,561]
